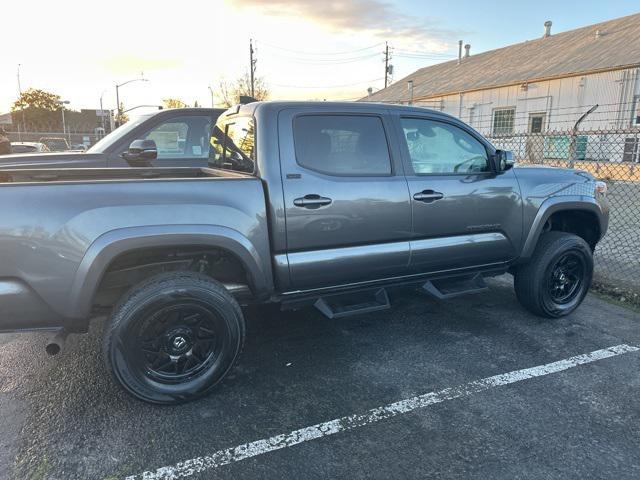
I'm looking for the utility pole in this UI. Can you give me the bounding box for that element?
[383,42,393,89]
[249,39,257,98]
[17,64,25,138]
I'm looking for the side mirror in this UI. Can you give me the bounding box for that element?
[124,139,157,161]
[495,149,515,171]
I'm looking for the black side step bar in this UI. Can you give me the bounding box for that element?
[422,273,488,300]
[314,288,391,319]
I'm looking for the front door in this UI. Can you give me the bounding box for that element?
[279,109,412,290]
[395,114,522,274]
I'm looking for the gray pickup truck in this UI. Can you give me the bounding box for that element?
[0,101,609,404]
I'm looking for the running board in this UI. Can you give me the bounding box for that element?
[314,288,391,319]
[422,273,488,300]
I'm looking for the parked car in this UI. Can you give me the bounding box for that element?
[0,108,225,168]
[9,142,51,154]
[0,101,609,404]
[70,144,88,152]
[39,137,71,152]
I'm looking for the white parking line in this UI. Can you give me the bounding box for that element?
[126,344,639,480]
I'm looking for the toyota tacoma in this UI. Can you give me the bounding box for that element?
[0,101,609,404]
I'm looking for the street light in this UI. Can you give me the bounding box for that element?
[58,100,70,140]
[208,86,214,108]
[115,77,148,126]
[99,90,107,136]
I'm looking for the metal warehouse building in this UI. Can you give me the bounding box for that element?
[365,13,640,162]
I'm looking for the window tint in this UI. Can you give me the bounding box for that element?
[210,116,256,173]
[293,115,391,175]
[401,118,489,174]
[142,115,212,159]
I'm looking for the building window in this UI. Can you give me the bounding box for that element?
[633,96,640,126]
[492,108,515,135]
[528,113,546,134]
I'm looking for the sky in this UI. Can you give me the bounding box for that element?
[1,0,639,117]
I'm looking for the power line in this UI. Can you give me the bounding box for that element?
[394,49,454,56]
[257,41,385,57]
[260,50,381,65]
[270,78,384,89]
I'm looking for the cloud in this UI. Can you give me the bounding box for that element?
[100,55,184,75]
[234,0,462,50]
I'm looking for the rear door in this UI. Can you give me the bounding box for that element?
[279,107,412,290]
[394,113,522,273]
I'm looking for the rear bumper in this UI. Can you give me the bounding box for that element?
[0,279,63,332]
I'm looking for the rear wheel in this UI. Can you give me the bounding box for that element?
[514,232,593,318]
[103,272,245,405]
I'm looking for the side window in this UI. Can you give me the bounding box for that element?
[293,115,391,175]
[210,116,256,174]
[141,115,212,159]
[401,118,490,174]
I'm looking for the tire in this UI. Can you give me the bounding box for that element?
[514,232,593,318]
[103,272,245,405]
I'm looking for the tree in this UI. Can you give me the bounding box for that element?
[115,102,129,126]
[216,72,269,107]
[163,98,188,109]
[11,88,66,132]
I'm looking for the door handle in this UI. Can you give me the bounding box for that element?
[293,194,333,208]
[413,190,444,203]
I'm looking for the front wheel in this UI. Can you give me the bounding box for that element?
[514,232,593,318]
[103,272,245,405]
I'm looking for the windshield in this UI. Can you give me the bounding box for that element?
[88,115,152,153]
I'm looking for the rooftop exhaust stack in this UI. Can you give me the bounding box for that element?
[464,44,471,58]
[458,40,463,64]
[543,20,552,38]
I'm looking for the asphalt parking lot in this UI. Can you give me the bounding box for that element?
[1,275,639,480]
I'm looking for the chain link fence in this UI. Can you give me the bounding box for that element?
[488,128,640,300]
[7,131,102,148]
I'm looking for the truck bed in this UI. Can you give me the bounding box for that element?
[0,167,271,332]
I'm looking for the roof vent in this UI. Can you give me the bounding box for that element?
[464,44,471,58]
[595,29,602,39]
[543,20,552,38]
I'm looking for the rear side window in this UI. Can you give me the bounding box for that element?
[293,115,391,175]
[210,116,256,174]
